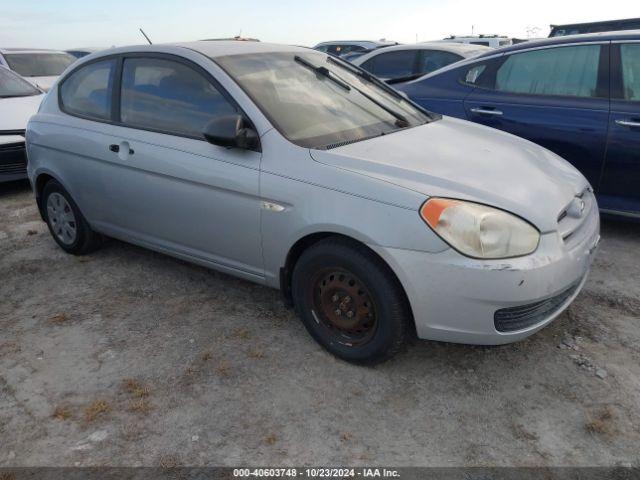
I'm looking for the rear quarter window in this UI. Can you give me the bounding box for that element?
[59,59,116,120]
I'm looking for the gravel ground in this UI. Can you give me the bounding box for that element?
[1,179,639,467]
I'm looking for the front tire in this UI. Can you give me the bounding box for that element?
[42,180,101,255]
[292,237,411,365]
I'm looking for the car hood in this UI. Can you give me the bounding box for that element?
[0,94,44,131]
[24,76,58,92]
[310,116,589,232]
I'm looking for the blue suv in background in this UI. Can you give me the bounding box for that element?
[396,31,640,218]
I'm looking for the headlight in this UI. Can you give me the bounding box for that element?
[420,198,540,259]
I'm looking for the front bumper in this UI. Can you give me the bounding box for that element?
[0,132,28,183]
[370,203,600,345]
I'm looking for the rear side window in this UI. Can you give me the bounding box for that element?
[60,59,116,120]
[417,50,463,75]
[463,64,488,85]
[621,44,640,101]
[364,50,417,78]
[495,45,601,97]
[120,57,237,138]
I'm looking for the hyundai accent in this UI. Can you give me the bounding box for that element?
[26,41,600,363]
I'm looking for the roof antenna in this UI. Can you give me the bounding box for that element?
[139,28,153,45]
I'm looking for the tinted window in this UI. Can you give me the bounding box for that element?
[120,57,237,138]
[496,45,601,97]
[60,59,115,120]
[4,53,75,77]
[621,44,640,101]
[463,64,487,85]
[470,41,490,46]
[367,50,417,78]
[417,50,463,75]
[0,67,41,97]
[327,45,365,56]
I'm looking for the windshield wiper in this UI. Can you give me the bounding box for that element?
[294,55,351,92]
[326,56,405,100]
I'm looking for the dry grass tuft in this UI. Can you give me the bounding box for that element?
[129,398,153,415]
[265,433,277,445]
[340,432,353,442]
[50,313,70,323]
[216,360,232,378]
[158,454,182,469]
[200,349,213,361]
[0,473,17,480]
[84,400,110,423]
[122,378,150,398]
[52,405,72,421]
[248,348,265,359]
[230,328,251,340]
[585,407,615,436]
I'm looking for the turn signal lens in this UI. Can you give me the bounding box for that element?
[420,198,540,259]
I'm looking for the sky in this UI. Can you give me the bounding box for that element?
[0,0,638,49]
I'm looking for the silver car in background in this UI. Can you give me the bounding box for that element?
[0,48,76,91]
[26,41,599,364]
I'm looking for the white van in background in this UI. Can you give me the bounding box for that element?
[436,35,513,48]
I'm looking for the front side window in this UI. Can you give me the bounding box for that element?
[418,50,463,75]
[4,53,75,77]
[60,59,115,120]
[0,67,41,97]
[215,51,431,149]
[495,45,601,97]
[366,50,417,78]
[621,44,640,101]
[120,57,237,138]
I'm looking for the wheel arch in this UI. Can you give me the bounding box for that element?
[34,172,57,220]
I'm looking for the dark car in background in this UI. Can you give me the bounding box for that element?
[351,42,490,83]
[313,40,398,58]
[550,18,640,37]
[395,31,640,217]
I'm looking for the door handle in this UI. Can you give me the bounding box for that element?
[615,119,640,128]
[109,143,135,155]
[470,107,503,116]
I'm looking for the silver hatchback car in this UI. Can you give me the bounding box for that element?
[26,41,600,364]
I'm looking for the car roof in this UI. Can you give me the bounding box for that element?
[379,42,492,56]
[314,40,397,47]
[0,48,70,54]
[81,41,314,61]
[476,29,640,58]
[352,42,491,66]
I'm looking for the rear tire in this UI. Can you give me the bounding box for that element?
[291,237,411,365]
[42,180,101,255]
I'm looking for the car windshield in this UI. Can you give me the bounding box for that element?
[0,67,40,97]
[4,52,76,77]
[215,51,434,149]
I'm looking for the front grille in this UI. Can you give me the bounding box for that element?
[0,140,27,176]
[494,282,580,333]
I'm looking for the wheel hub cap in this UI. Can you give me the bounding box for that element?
[46,193,77,245]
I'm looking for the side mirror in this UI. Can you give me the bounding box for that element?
[202,114,260,151]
